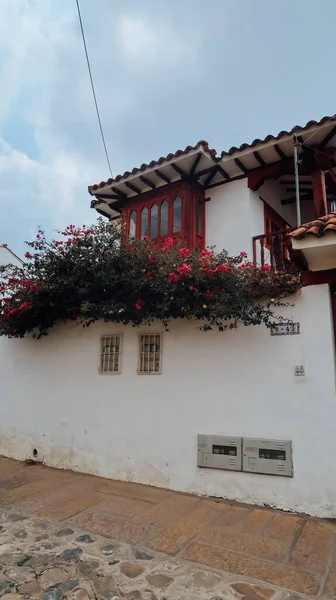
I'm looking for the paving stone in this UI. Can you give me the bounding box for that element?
[0,582,17,595]
[127,592,157,600]
[199,528,288,560]
[94,480,170,504]
[324,554,336,597]
[291,520,335,573]
[69,589,91,600]
[0,527,4,533]
[18,580,41,595]
[189,570,222,588]
[182,542,320,596]
[12,531,27,540]
[41,586,63,600]
[133,549,153,561]
[25,554,55,572]
[108,560,120,566]
[145,574,173,589]
[37,495,102,520]
[55,528,74,537]
[75,534,95,543]
[148,505,218,555]
[8,486,76,512]
[137,496,198,528]
[96,497,152,520]
[4,566,35,583]
[264,514,304,541]
[102,544,119,557]
[70,511,149,544]
[216,506,251,530]
[77,560,100,577]
[92,574,120,599]
[241,510,273,535]
[230,582,275,599]
[40,567,70,587]
[1,594,23,600]
[59,579,79,593]
[6,514,26,523]
[59,548,83,563]
[119,563,145,579]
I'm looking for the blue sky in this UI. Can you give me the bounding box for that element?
[0,0,335,257]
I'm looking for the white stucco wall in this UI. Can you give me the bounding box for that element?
[1,284,335,517]
[205,179,254,255]
[0,246,23,268]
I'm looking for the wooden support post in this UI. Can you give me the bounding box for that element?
[311,170,328,217]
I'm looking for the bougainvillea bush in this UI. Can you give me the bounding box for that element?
[0,219,302,338]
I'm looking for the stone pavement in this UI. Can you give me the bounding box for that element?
[0,458,335,600]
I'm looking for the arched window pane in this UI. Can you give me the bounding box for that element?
[150,204,158,238]
[196,199,202,234]
[141,207,148,237]
[129,211,136,238]
[160,200,168,236]
[173,196,182,233]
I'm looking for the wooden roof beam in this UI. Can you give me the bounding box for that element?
[125,181,141,194]
[234,158,248,174]
[204,167,218,188]
[189,152,202,175]
[320,125,336,148]
[253,151,266,166]
[139,175,156,189]
[274,144,287,160]
[155,169,170,184]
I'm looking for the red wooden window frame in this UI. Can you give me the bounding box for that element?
[124,181,205,249]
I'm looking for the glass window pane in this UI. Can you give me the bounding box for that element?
[150,204,158,238]
[129,211,136,238]
[160,200,168,236]
[141,207,148,237]
[173,196,182,233]
[196,199,202,234]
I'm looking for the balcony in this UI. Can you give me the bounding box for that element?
[252,229,304,271]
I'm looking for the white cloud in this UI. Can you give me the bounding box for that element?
[116,15,198,66]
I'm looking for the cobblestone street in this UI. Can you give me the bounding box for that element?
[0,458,335,600]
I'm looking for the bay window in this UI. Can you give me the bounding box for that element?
[125,181,205,248]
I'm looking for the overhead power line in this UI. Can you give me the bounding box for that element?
[75,0,113,178]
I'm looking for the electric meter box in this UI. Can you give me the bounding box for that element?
[197,434,242,471]
[242,437,293,477]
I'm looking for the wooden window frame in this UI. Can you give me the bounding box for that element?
[124,181,205,248]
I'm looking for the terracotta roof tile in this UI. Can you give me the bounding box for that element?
[289,213,336,240]
[88,140,217,195]
[89,114,336,195]
[220,115,336,157]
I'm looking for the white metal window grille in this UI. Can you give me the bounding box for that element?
[100,335,121,373]
[138,334,162,374]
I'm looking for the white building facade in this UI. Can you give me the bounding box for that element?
[1,116,336,517]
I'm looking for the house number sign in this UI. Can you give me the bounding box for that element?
[270,322,300,336]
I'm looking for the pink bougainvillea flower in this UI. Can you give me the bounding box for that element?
[217,264,229,273]
[177,263,192,276]
[163,237,174,249]
[240,251,247,257]
[135,300,144,310]
[262,263,271,271]
[178,248,190,258]
[49,302,55,307]
[24,252,32,259]
[168,272,178,283]
[199,249,212,259]
[189,285,194,291]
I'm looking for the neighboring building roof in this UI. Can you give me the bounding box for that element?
[0,244,24,266]
[289,213,336,240]
[89,114,336,219]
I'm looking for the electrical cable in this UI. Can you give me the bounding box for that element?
[75,0,113,179]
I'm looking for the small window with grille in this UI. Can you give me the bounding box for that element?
[138,334,162,374]
[100,335,121,374]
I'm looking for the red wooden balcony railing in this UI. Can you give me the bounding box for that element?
[252,229,295,271]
